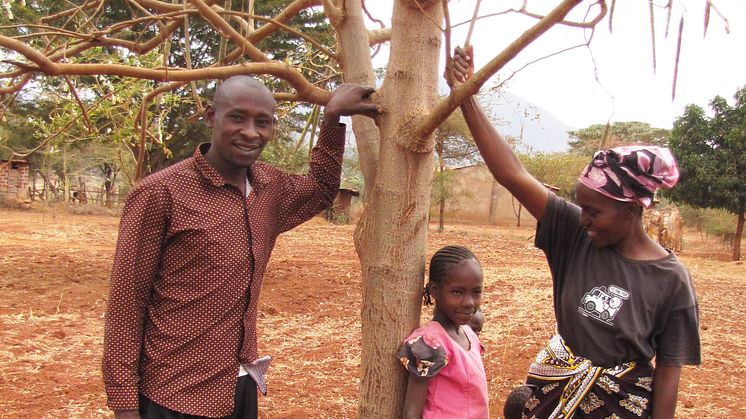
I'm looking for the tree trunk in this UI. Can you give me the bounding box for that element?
[517,203,522,227]
[335,0,381,198]
[438,197,445,233]
[438,152,445,233]
[351,1,443,417]
[734,208,744,261]
[62,148,70,207]
[488,178,499,225]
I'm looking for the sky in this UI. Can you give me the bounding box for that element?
[362,1,746,130]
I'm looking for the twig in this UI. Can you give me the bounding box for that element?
[464,0,482,46]
[361,0,385,29]
[62,75,95,134]
[443,0,453,87]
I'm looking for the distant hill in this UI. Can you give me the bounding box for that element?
[433,77,573,153]
[478,90,572,153]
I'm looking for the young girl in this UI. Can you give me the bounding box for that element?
[397,245,488,419]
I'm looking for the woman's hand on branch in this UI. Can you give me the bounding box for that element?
[448,45,475,87]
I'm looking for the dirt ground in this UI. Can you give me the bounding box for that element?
[0,209,744,418]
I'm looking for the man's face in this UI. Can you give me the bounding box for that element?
[205,83,275,172]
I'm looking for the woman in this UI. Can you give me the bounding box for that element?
[450,47,700,419]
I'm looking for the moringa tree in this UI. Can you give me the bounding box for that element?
[0,0,727,416]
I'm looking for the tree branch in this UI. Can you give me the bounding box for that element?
[419,0,592,137]
[368,28,391,46]
[0,35,328,103]
[190,0,268,62]
[63,75,95,134]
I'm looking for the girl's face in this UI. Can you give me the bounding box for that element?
[575,183,637,249]
[432,259,483,327]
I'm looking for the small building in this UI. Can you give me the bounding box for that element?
[325,188,360,224]
[0,159,30,198]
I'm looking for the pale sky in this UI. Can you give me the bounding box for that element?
[364,1,746,129]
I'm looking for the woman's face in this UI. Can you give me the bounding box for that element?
[575,183,636,249]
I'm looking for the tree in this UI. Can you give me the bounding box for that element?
[433,109,478,232]
[0,1,725,416]
[520,151,589,200]
[568,121,670,155]
[666,86,746,261]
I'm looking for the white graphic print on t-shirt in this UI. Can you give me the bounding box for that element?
[578,285,630,326]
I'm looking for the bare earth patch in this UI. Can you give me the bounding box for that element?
[0,210,744,418]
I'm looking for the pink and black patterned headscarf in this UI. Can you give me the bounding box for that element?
[578,146,680,209]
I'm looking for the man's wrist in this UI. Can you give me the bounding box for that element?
[323,111,340,125]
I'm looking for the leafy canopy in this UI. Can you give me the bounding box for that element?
[665,86,746,216]
[568,121,670,156]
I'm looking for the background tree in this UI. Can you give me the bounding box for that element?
[568,121,670,155]
[666,86,746,261]
[433,109,478,232]
[520,151,589,200]
[0,0,727,416]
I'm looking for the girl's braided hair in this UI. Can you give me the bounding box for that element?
[423,245,478,306]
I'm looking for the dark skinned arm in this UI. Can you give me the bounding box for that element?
[402,375,429,419]
[652,364,681,419]
[450,47,549,221]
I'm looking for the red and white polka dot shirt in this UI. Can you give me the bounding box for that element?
[103,123,346,416]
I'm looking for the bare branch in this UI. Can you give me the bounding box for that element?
[135,81,188,180]
[443,0,453,87]
[0,74,31,94]
[420,0,589,137]
[190,0,268,62]
[321,0,342,27]
[494,42,589,91]
[368,28,391,46]
[223,10,337,60]
[63,75,95,134]
[40,0,101,23]
[464,0,482,46]
[516,0,607,28]
[362,0,385,29]
[182,12,204,112]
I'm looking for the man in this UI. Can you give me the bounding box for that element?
[102,77,379,418]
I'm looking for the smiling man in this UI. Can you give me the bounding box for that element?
[102,76,379,419]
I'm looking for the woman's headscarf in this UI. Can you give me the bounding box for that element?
[578,145,679,209]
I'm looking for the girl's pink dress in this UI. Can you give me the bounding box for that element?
[398,320,489,418]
